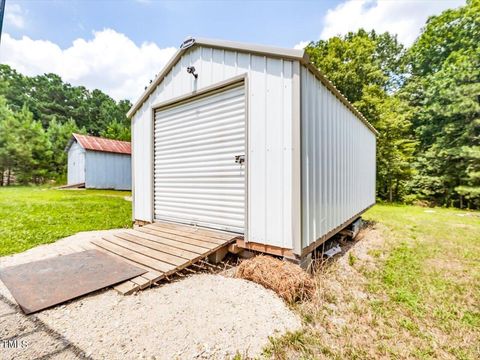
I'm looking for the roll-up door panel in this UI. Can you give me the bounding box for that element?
[154,85,245,233]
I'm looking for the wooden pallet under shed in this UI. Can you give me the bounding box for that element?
[89,221,239,294]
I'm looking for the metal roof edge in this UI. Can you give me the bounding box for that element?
[194,37,305,61]
[302,62,379,136]
[126,37,378,136]
[127,47,187,118]
[127,37,306,119]
[68,133,132,154]
[65,134,78,152]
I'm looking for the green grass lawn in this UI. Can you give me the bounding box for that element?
[0,186,132,256]
[265,204,480,359]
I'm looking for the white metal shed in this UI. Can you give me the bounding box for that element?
[66,133,132,190]
[128,37,377,261]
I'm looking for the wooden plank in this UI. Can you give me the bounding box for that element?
[91,243,158,274]
[150,221,236,241]
[141,271,164,281]
[114,281,138,295]
[106,234,230,277]
[236,239,296,258]
[91,239,173,273]
[57,182,85,189]
[227,243,243,254]
[135,227,218,250]
[103,235,185,267]
[106,235,227,276]
[126,232,233,276]
[144,225,226,246]
[91,222,237,295]
[146,223,228,245]
[115,232,198,260]
[154,221,237,241]
[134,220,151,227]
[114,271,165,295]
[130,276,152,290]
[130,228,208,254]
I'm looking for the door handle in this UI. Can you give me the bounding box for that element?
[234,155,245,165]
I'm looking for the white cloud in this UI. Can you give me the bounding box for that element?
[294,40,310,50]
[0,29,177,101]
[5,3,25,29]
[320,0,464,46]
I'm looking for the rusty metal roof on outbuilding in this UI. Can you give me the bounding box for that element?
[70,133,131,155]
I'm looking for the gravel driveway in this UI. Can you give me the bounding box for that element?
[0,231,300,359]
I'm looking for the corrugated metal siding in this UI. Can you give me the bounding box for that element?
[67,142,85,185]
[301,67,376,248]
[154,85,245,233]
[132,46,297,249]
[85,151,131,190]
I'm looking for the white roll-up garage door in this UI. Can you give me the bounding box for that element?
[154,84,245,233]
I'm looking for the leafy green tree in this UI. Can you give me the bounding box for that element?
[0,97,22,185]
[375,97,417,201]
[408,0,479,77]
[47,118,84,178]
[306,29,406,103]
[404,0,480,208]
[0,64,132,137]
[82,90,121,135]
[0,100,51,185]
[13,106,52,184]
[456,146,480,208]
[100,120,131,141]
[0,65,30,112]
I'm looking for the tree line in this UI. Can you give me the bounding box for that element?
[305,0,479,208]
[0,0,478,208]
[0,66,131,184]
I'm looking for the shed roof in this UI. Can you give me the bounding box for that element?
[127,37,378,135]
[69,133,131,155]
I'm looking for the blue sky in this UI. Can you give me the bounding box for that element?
[1,0,464,100]
[3,0,331,49]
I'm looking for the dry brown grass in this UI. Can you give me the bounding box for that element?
[235,255,316,303]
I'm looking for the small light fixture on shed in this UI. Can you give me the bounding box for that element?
[187,66,198,79]
[180,37,196,49]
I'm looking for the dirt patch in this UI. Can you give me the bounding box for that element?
[425,258,467,273]
[0,231,301,359]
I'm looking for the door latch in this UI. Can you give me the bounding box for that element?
[235,155,245,165]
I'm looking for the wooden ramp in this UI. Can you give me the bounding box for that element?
[90,222,239,294]
[57,182,85,189]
